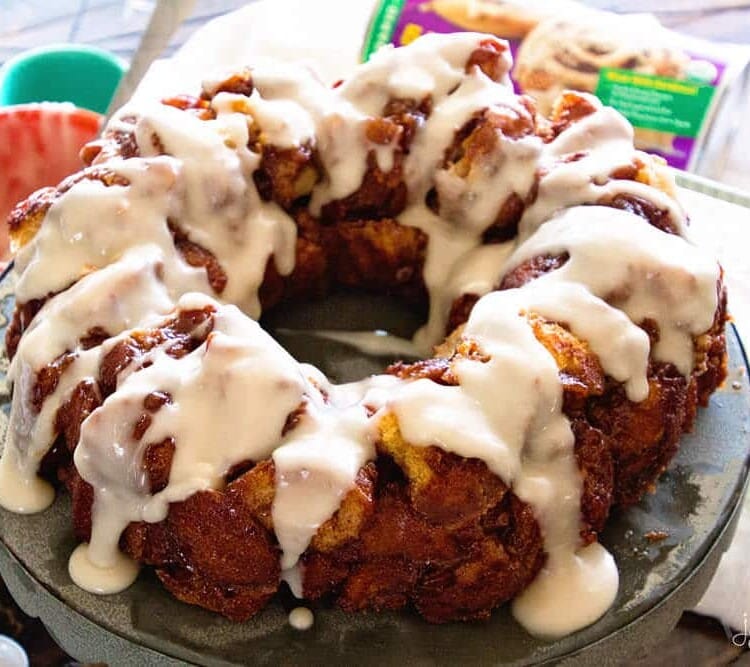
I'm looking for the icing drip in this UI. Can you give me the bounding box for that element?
[314,32,514,211]
[405,74,540,232]
[0,445,54,514]
[14,158,209,305]
[386,286,619,634]
[273,382,373,570]
[512,541,618,638]
[386,283,638,636]
[68,543,140,595]
[310,106,387,210]
[276,378,396,587]
[9,247,173,375]
[72,301,400,582]
[338,32,512,115]
[274,369,398,573]
[288,607,314,631]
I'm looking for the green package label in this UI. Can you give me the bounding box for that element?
[362,0,406,61]
[595,68,716,138]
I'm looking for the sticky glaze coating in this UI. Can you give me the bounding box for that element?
[1,33,726,636]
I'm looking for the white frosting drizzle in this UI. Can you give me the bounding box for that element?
[519,102,687,241]
[272,382,374,570]
[9,246,173,378]
[314,32,515,212]
[521,283,650,401]
[311,107,389,210]
[385,280,640,637]
[400,204,480,351]
[338,32,511,115]
[219,89,318,149]
[386,286,619,634]
[0,443,54,514]
[68,543,140,595]
[134,101,297,317]
[507,206,719,376]
[202,60,330,135]
[0,33,723,638]
[512,541,618,638]
[0,247,175,512]
[405,75,539,233]
[280,383,395,589]
[288,606,314,631]
[274,368,398,574]
[74,296,307,568]
[14,158,209,305]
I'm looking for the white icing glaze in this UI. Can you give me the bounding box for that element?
[1,32,723,638]
[74,296,307,569]
[512,541,618,638]
[217,90,317,149]
[9,246,173,375]
[313,32,515,212]
[386,284,621,633]
[273,371,399,570]
[5,348,99,483]
[519,101,687,241]
[272,391,374,570]
[134,101,297,317]
[68,543,140,595]
[282,563,305,599]
[443,241,517,299]
[288,606,314,630]
[310,106,386,210]
[340,32,510,115]
[14,158,209,305]
[518,282,650,402]
[507,206,719,376]
[405,75,539,232]
[400,204,479,351]
[1,247,175,493]
[0,444,54,513]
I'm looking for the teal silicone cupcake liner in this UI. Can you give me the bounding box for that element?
[0,44,127,115]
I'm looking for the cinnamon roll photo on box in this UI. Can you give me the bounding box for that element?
[366,0,750,173]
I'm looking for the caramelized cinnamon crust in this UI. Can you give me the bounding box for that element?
[322,218,428,300]
[122,471,281,621]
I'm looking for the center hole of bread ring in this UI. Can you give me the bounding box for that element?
[261,289,426,383]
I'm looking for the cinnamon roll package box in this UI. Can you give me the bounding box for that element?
[363,0,750,173]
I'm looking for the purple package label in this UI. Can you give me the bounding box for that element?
[386,0,729,171]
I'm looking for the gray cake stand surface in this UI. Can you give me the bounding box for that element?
[0,279,748,666]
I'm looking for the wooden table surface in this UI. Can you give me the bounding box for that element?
[0,1,749,665]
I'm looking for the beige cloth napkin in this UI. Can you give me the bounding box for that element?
[683,189,750,632]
